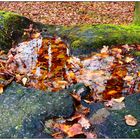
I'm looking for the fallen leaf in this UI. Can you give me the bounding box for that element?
[85,132,97,138]
[78,117,90,129]
[67,124,83,137]
[67,71,75,79]
[0,86,3,94]
[101,46,109,53]
[138,71,140,77]
[67,114,82,121]
[125,115,137,126]
[113,97,125,103]
[22,77,28,85]
[58,123,83,137]
[112,47,122,54]
[52,132,64,139]
[71,93,81,101]
[125,57,134,63]
[107,90,118,95]
[83,99,93,104]
[122,44,131,51]
[123,76,133,81]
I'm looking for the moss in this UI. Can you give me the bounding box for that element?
[0,11,32,52]
[133,51,140,56]
[90,94,140,138]
[0,82,74,138]
[52,24,140,56]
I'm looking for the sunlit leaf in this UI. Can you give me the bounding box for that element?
[106,90,118,95]
[123,76,133,81]
[57,123,83,137]
[100,46,109,53]
[125,57,134,63]
[22,77,28,85]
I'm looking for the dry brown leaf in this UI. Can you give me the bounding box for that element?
[67,123,83,137]
[67,114,82,121]
[58,123,83,137]
[52,132,64,139]
[71,93,81,101]
[125,115,138,126]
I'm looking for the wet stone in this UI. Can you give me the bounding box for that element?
[89,93,140,138]
[0,82,74,138]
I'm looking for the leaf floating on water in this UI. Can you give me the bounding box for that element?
[125,115,138,126]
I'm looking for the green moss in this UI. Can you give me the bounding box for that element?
[0,82,74,138]
[0,11,32,52]
[48,24,140,56]
[133,51,140,56]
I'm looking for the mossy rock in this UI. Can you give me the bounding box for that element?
[42,24,140,56]
[89,93,140,138]
[0,82,74,138]
[0,11,32,52]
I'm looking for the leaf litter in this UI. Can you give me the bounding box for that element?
[0,27,140,138]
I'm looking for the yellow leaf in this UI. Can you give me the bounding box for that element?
[22,77,28,86]
[32,33,40,38]
[68,71,75,79]
[125,115,137,126]
[113,97,125,103]
[138,71,140,77]
[0,86,3,94]
[125,57,134,63]
[57,54,65,59]
[44,55,49,59]
[112,48,122,54]
[107,90,118,95]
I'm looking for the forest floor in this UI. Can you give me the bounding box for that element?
[0,1,134,26]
